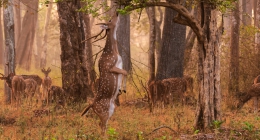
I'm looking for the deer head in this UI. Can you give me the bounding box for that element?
[41,67,51,77]
[0,73,15,88]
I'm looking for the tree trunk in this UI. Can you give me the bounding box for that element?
[16,0,38,70]
[57,0,90,102]
[13,0,21,48]
[82,12,95,97]
[40,0,53,68]
[254,0,260,113]
[242,0,252,25]
[34,17,42,69]
[155,7,163,70]
[0,7,4,66]
[228,1,240,108]
[194,2,221,130]
[117,13,131,73]
[3,0,16,104]
[146,7,156,83]
[156,0,186,80]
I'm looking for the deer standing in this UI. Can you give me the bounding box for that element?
[21,75,42,105]
[48,85,66,108]
[24,79,38,106]
[236,83,260,110]
[81,13,127,135]
[0,73,26,107]
[41,67,52,106]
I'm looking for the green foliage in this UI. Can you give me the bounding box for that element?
[243,122,254,131]
[107,127,118,140]
[212,120,224,129]
[137,131,144,140]
[211,0,237,13]
[194,129,199,134]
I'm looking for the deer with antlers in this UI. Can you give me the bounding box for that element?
[81,13,127,135]
[0,73,26,107]
[41,67,52,106]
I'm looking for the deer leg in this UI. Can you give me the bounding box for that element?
[254,97,258,113]
[121,75,127,93]
[99,115,109,135]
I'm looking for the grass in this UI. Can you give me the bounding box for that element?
[1,69,260,139]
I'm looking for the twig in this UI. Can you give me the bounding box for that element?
[145,125,177,136]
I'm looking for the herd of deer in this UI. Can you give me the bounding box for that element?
[0,67,65,108]
[1,12,260,136]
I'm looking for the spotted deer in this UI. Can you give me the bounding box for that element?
[41,67,52,105]
[48,85,66,108]
[24,78,38,106]
[236,83,260,110]
[0,73,26,107]
[253,75,260,113]
[81,13,127,135]
[21,75,42,105]
[148,76,194,108]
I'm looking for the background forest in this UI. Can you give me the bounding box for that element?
[0,0,260,139]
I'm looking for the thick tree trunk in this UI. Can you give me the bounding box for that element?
[16,0,38,70]
[82,12,95,97]
[40,0,53,68]
[0,8,4,66]
[156,2,186,80]
[194,2,221,130]
[155,7,163,69]
[117,11,131,72]
[57,0,90,102]
[146,6,156,111]
[254,0,260,113]
[3,0,16,104]
[146,7,156,83]
[228,1,240,108]
[13,0,21,48]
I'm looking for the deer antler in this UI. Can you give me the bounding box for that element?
[81,29,104,43]
[47,67,51,73]
[92,30,108,43]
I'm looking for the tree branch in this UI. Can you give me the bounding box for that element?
[126,2,205,45]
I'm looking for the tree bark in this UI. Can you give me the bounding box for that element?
[0,8,4,66]
[156,1,186,80]
[155,7,163,70]
[253,0,260,113]
[228,1,240,108]
[3,0,16,104]
[13,0,21,48]
[194,2,221,130]
[16,0,39,70]
[40,0,53,68]
[57,0,90,102]
[242,0,252,25]
[146,7,156,83]
[82,11,95,97]
[34,17,42,69]
[117,13,131,73]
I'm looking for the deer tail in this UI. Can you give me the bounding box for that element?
[81,104,93,116]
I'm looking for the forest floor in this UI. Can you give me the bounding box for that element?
[0,67,259,140]
[0,92,259,140]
